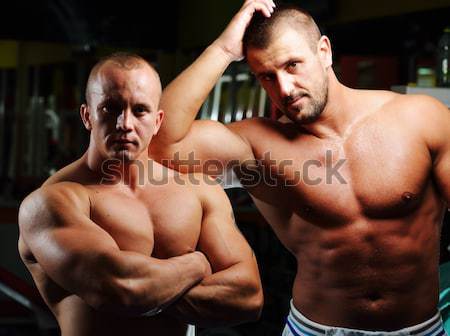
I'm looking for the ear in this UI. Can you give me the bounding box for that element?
[153,109,164,135]
[80,104,92,131]
[317,35,333,69]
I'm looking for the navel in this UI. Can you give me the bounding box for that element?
[367,292,382,302]
[303,205,312,214]
[401,192,417,203]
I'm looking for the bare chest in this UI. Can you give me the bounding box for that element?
[248,127,432,221]
[87,185,202,258]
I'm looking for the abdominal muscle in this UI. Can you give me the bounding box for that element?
[287,214,441,331]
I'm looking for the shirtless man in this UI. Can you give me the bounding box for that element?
[150,1,450,334]
[18,53,263,336]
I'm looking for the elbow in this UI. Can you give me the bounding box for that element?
[243,283,264,322]
[231,266,264,323]
[227,278,263,324]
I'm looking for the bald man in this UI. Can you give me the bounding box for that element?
[150,1,450,335]
[18,53,263,336]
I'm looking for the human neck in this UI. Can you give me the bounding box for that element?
[298,71,361,140]
[85,144,150,190]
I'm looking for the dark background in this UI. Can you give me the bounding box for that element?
[0,1,449,335]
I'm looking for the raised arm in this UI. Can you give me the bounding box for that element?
[150,0,275,173]
[167,178,263,327]
[18,183,210,316]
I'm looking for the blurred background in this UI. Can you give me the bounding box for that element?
[1,0,450,335]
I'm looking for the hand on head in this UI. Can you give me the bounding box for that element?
[214,0,276,62]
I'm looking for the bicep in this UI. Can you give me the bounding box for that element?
[19,188,119,292]
[153,120,254,174]
[197,184,254,272]
[34,224,119,283]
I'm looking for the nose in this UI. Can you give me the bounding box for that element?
[277,74,295,103]
[116,108,133,132]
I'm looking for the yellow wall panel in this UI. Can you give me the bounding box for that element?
[0,40,18,68]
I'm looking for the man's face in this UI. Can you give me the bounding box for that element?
[247,26,330,124]
[83,63,163,162]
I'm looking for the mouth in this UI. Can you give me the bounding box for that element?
[287,94,308,109]
[112,138,138,146]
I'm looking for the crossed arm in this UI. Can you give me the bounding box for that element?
[167,178,263,326]
[18,182,211,316]
[18,181,262,325]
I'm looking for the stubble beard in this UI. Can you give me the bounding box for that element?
[286,76,329,125]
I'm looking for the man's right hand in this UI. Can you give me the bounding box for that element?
[213,0,276,62]
[152,1,265,171]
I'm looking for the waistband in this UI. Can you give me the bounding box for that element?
[186,324,195,336]
[287,300,446,336]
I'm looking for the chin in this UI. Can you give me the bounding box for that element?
[299,114,320,124]
[285,110,309,124]
[108,150,136,162]
[295,107,323,124]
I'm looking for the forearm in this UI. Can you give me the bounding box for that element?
[166,262,263,327]
[80,250,208,316]
[157,43,234,145]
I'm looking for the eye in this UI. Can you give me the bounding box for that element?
[259,73,276,82]
[287,61,298,70]
[133,105,149,115]
[101,102,121,114]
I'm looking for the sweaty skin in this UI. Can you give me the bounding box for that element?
[150,0,450,330]
[18,60,262,336]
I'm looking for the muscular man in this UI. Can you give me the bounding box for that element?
[150,1,450,335]
[18,53,263,336]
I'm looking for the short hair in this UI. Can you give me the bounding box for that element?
[85,52,159,105]
[243,4,322,56]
